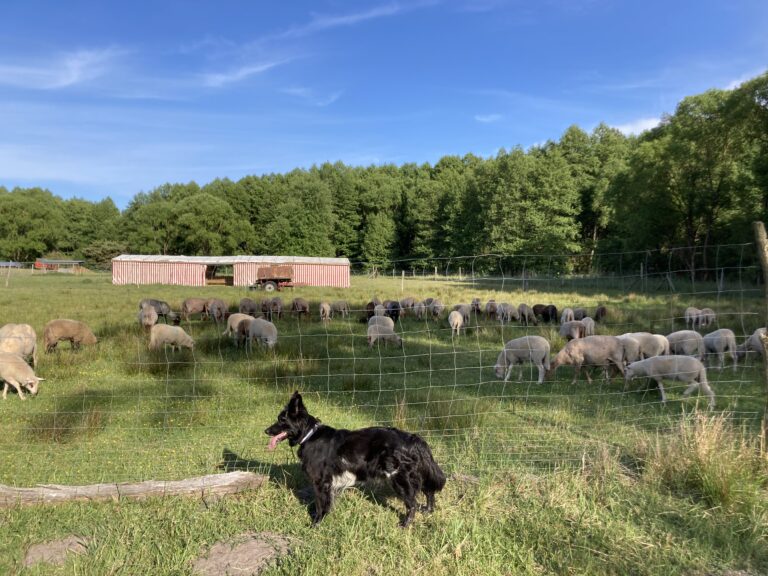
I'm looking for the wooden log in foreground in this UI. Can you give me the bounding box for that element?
[0,471,267,507]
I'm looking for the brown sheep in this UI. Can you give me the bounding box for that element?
[44,319,97,352]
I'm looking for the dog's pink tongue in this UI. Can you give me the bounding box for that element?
[268,432,288,451]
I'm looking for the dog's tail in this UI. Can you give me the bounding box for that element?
[413,437,446,492]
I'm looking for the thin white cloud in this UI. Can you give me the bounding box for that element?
[280,3,406,39]
[0,48,123,90]
[612,117,660,136]
[283,86,343,107]
[202,60,289,87]
[474,113,502,123]
[723,68,767,90]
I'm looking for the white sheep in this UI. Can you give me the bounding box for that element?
[559,320,586,341]
[319,302,332,323]
[137,303,159,330]
[736,327,766,360]
[248,318,278,350]
[485,300,498,320]
[368,316,395,331]
[699,308,716,328]
[367,324,402,348]
[452,304,471,324]
[413,301,426,320]
[497,303,519,324]
[374,304,387,317]
[206,298,228,323]
[560,308,575,324]
[428,299,445,319]
[448,310,465,338]
[616,335,642,365]
[222,313,253,340]
[684,306,701,329]
[549,335,625,384]
[581,317,595,337]
[494,336,551,384]
[703,328,738,371]
[149,325,195,352]
[0,352,43,400]
[667,330,704,360]
[0,323,37,368]
[518,303,537,326]
[625,356,715,408]
[331,300,350,318]
[623,332,670,359]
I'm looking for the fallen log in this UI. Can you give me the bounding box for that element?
[0,471,267,507]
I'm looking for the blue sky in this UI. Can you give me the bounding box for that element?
[1,0,766,209]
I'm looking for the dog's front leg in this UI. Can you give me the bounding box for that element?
[311,479,334,526]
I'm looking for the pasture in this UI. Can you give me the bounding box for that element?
[1,271,767,575]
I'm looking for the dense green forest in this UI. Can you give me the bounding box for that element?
[1,73,766,274]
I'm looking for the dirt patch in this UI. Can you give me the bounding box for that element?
[193,531,293,576]
[24,535,90,567]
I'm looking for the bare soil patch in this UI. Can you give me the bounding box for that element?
[193,531,293,576]
[23,535,90,567]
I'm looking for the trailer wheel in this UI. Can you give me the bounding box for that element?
[263,281,277,292]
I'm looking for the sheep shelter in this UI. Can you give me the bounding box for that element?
[111,255,351,288]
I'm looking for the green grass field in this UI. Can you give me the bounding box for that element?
[0,271,766,575]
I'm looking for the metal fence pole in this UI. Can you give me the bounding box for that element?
[751,221,768,454]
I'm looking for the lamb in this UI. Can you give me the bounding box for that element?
[239,298,260,317]
[448,310,465,338]
[623,332,670,359]
[736,327,766,360]
[667,330,704,360]
[594,305,607,323]
[319,302,332,323]
[138,299,172,323]
[0,323,37,368]
[413,301,426,320]
[497,303,519,324]
[549,335,625,384]
[625,356,715,408]
[428,299,445,319]
[494,336,551,384]
[518,303,537,326]
[703,328,738,371]
[291,298,310,320]
[222,313,253,340]
[699,307,716,329]
[137,302,159,331]
[560,308,575,324]
[149,324,194,352]
[331,300,350,318]
[0,352,43,400]
[581,317,596,337]
[206,298,228,323]
[236,317,256,349]
[248,318,278,350]
[684,306,701,329]
[572,307,588,321]
[367,324,402,348]
[368,315,395,331]
[44,319,97,352]
[182,298,208,321]
[559,320,586,341]
[485,300,498,321]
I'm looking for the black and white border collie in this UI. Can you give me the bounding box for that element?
[265,391,446,527]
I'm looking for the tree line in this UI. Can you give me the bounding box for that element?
[1,73,766,275]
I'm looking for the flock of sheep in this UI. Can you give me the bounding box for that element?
[2,295,765,410]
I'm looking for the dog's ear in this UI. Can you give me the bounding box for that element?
[289,391,304,415]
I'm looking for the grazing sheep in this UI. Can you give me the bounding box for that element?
[239,298,260,317]
[413,301,427,320]
[616,335,642,365]
[448,310,465,338]
[549,335,625,384]
[260,298,272,318]
[560,308,575,324]
[367,324,402,348]
[485,300,498,321]
[181,298,209,321]
[429,299,445,319]
[572,307,588,321]
[559,320,586,341]
[581,317,596,337]
[471,298,482,316]
[624,332,670,359]
[625,356,715,408]
[206,298,228,323]
[149,324,194,352]
[270,297,283,321]
[0,352,43,400]
[137,303,159,330]
[736,327,766,360]
[703,328,738,371]
[237,317,256,349]
[594,305,607,323]
[319,302,332,323]
[544,305,558,324]
[222,313,253,340]
[385,301,402,323]
[373,304,387,317]
[667,330,704,360]
[0,323,37,368]
[139,299,172,323]
[292,298,310,320]
[399,297,416,314]
[518,304,537,326]
[494,336,551,384]
[368,316,395,331]
[497,303,519,324]
[364,301,377,321]
[532,304,547,322]
[248,318,278,350]
[331,300,350,318]
[423,297,435,307]
[452,304,471,325]
[44,319,97,353]
[684,307,701,329]
[699,308,716,329]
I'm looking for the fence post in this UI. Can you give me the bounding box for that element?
[752,221,768,454]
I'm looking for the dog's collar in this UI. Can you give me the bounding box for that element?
[298,422,321,445]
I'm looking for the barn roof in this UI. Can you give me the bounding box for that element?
[111,254,350,266]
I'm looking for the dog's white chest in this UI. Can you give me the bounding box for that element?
[331,471,357,491]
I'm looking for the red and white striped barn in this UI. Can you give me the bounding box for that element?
[111,255,351,288]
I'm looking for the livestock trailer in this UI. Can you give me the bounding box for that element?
[111,255,350,288]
